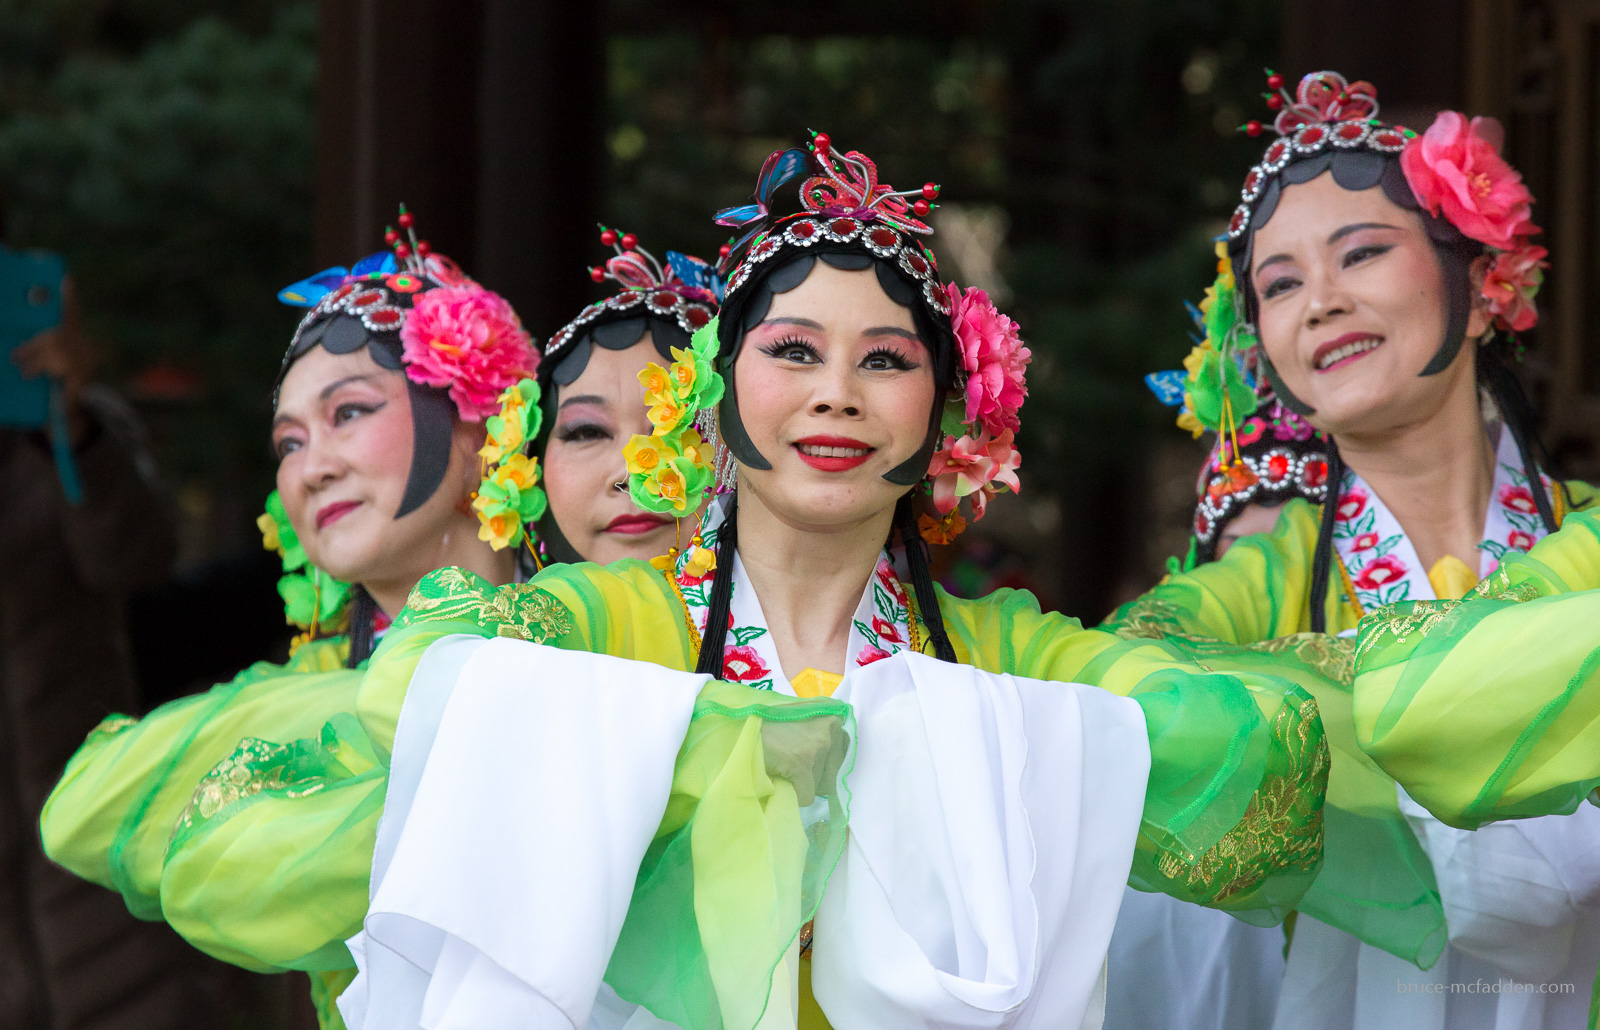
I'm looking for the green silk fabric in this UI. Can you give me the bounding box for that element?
[47,559,1331,1030]
[1105,482,1597,971]
[1354,503,1600,829]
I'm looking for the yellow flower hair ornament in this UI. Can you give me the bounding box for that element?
[625,318,723,517]
[472,378,549,557]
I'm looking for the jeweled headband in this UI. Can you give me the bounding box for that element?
[542,226,720,389]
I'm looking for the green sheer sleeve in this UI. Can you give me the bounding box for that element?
[1103,499,1354,642]
[1354,504,1600,829]
[940,588,1330,927]
[39,636,359,919]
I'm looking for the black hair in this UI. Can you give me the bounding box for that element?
[691,246,961,671]
[1227,148,1560,629]
[346,586,379,667]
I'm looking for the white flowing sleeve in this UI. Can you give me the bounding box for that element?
[1397,787,1600,983]
[337,637,708,1030]
[812,652,1150,1030]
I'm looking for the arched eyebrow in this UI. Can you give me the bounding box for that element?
[757,316,823,331]
[1256,222,1405,277]
[863,326,920,341]
[558,393,607,410]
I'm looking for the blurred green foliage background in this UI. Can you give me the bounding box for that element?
[0,0,1285,613]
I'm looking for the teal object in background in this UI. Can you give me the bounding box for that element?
[0,243,67,429]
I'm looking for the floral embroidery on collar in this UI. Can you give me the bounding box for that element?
[1333,428,1554,611]
[672,499,916,693]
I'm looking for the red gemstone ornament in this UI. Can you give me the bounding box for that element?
[1267,73,1283,90]
[913,199,930,217]
[921,183,939,200]
[650,291,677,309]
[1245,120,1264,137]
[384,229,400,245]
[684,307,711,328]
[600,229,617,246]
[718,244,731,257]
[365,308,403,328]
[813,132,831,153]
[589,266,605,283]
[416,240,432,256]
[397,211,414,229]
[1267,453,1290,480]
[621,233,637,251]
[1267,94,1283,111]
[394,243,412,260]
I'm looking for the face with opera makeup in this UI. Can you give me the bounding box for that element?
[1250,172,1489,437]
[733,260,937,529]
[543,332,702,564]
[271,345,486,592]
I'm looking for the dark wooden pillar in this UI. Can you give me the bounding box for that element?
[314,0,484,267]
[474,1,604,334]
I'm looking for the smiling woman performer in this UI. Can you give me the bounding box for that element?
[152,137,1330,1030]
[39,220,540,1027]
[1106,72,1600,1030]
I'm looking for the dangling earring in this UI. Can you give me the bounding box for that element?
[456,491,474,517]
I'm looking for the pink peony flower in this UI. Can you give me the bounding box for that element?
[721,645,770,682]
[927,430,1021,518]
[1483,243,1547,333]
[1401,112,1536,251]
[946,283,1030,436]
[1351,532,1379,552]
[1352,554,1408,592]
[875,563,908,605]
[400,286,538,421]
[1507,530,1536,552]
[856,646,892,667]
[1499,484,1538,515]
[871,615,904,645]
[1335,488,1367,522]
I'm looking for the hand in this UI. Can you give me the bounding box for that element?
[760,714,849,807]
[12,277,93,411]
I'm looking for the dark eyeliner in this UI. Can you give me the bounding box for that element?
[759,334,819,360]
[862,346,917,371]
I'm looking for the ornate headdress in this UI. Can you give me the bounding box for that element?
[470,227,725,558]
[623,132,1029,546]
[1226,71,1547,408]
[542,226,721,388]
[270,205,540,640]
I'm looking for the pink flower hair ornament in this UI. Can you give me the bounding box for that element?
[1233,72,1550,334]
[923,282,1030,540]
[280,205,538,423]
[401,285,537,421]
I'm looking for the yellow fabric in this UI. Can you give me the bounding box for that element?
[1355,501,1600,827]
[1426,554,1479,600]
[791,668,844,698]
[798,955,831,1030]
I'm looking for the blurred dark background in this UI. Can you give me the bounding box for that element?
[3,0,1597,665]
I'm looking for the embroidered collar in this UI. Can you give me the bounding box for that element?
[670,498,918,693]
[1332,427,1554,611]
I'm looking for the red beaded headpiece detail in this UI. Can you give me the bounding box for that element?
[1228,70,1415,242]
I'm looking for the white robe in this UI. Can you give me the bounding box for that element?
[335,639,1152,1030]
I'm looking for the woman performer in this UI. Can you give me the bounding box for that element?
[152,136,1330,1030]
[1107,70,1600,1030]
[1108,369,1335,1030]
[39,218,720,1028]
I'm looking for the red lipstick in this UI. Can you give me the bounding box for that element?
[793,435,875,472]
[315,500,361,529]
[1311,331,1385,373]
[605,513,674,535]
